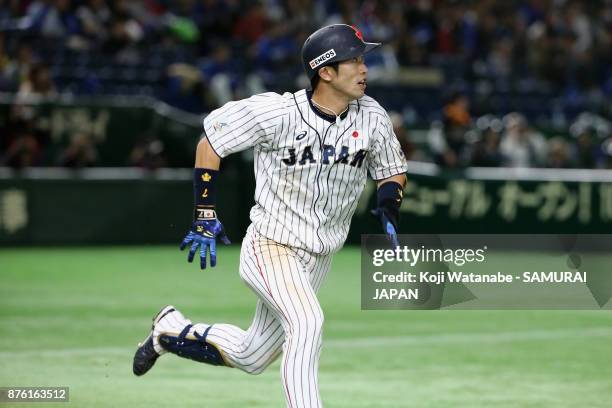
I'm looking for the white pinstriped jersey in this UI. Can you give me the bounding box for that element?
[203,89,408,255]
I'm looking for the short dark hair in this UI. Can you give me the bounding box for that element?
[310,62,339,90]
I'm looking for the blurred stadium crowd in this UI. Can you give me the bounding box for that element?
[0,0,611,169]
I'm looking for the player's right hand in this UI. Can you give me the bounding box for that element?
[180,219,231,269]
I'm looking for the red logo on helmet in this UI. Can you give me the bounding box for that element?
[351,25,363,41]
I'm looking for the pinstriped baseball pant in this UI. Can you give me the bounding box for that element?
[196,224,332,408]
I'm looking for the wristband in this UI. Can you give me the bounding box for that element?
[194,168,219,221]
[377,181,403,228]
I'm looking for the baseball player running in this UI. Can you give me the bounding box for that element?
[133,24,408,407]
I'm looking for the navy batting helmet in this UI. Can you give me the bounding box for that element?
[301,24,381,80]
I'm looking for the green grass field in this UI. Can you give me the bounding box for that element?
[1,246,611,407]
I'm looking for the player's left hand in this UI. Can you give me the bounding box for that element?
[180,219,231,269]
[371,208,399,248]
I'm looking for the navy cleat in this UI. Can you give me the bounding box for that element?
[132,305,176,376]
[133,335,157,376]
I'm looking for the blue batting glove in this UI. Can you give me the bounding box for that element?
[180,217,230,269]
[371,208,400,248]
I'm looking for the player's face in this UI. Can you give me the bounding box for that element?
[332,55,368,100]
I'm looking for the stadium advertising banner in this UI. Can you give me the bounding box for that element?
[0,97,202,167]
[393,165,612,234]
[2,167,612,244]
